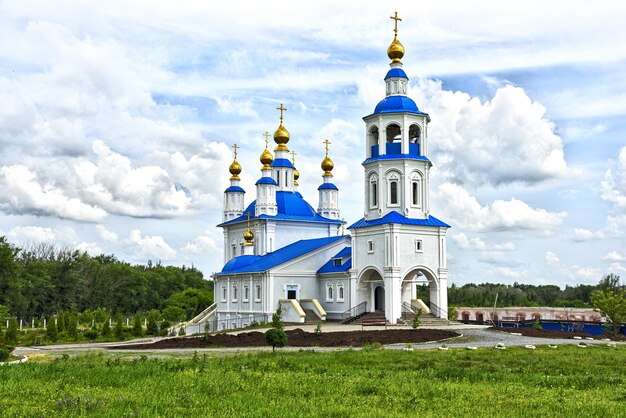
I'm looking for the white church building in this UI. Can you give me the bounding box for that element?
[210,14,450,330]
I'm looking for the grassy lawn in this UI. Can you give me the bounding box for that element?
[1,345,625,417]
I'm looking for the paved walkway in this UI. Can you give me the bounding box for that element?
[13,323,623,356]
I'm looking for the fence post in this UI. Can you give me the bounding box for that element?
[44,318,47,328]
[19,319,23,330]
[126,318,129,326]
[32,319,34,329]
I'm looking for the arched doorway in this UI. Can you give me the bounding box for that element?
[401,267,445,318]
[374,286,385,311]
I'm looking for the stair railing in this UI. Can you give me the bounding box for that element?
[341,301,367,323]
[429,302,448,319]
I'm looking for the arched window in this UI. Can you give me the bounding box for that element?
[337,282,345,302]
[232,284,238,302]
[221,285,227,302]
[369,175,378,208]
[412,181,418,205]
[390,181,398,205]
[409,124,421,143]
[326,283,334,302]
[276,171,280,187]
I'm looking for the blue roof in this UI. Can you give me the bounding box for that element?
[218,191,345,226]
[271,158,294,169]
[224,185,245,193]
[384,68,408,80]
[217,236,348,275]
[318,183,338,191]
[366,96,429,118]
[349,211,450,229]
[255,177,278,186]
[317,247,352,274]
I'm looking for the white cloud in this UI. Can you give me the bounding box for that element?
[603,251,625,262]
[0,165,107,222]
[435,182,567,232]
[545,251,560,266]
[7,226,55,243]
[126,229,176,261]
[96,225,118,243]
[415,80,567,187]
[182,231,220,254]
[74,241,103,256]
[572,228,605,242]
[601,146,626,211]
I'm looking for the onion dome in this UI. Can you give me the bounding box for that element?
[321,139,334,176]
[243,212,254,246]
[274,103,290,151]
[387,37,405,63]
[243,228,254,245]
[229,144,242,180]
[293,168,300,185]
[260,131,273,169]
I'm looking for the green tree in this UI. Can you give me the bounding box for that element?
[132,315,143,337]
[114,316,125,340]
[67,313,78,340]
[412,309,423,329]
[591,287,626,334]
[101,318,111,337]
[265,305,287,352]
[146,310,160,336]
[46,318,58,342]
[6,317,18,345]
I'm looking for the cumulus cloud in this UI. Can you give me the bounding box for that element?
[96,225,118,243]
[603,250,625,262]
[0,165,107,222]
[126,229,176,261]
[545,251,560,265]
[572,228,605,242]
[182,231,220,254]
[435,182,566,232]
[7,226,56,243]
[414,80,568,187]
[601,146,626,211]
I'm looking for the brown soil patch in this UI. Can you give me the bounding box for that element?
[110,328,460,350]
[490,327,626,341]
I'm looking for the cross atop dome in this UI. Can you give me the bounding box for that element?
[273,103,290,151]
[387,11,405,64]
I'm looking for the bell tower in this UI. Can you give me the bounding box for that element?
[349,12,450,324]
[362,12,431,221]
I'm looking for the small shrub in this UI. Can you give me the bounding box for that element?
[271,305,284,330]
[6,317,18,345]
[114,317,125,340]
[159,320,171,336]
[46,319,58,342]
[101,319,111,337]
[265,328,288,352]
[448,306,459,321]
[178,327,186,336]
[83,329,98,340]
[532,319,543,330]
[132,315,143,337]
[412,309,423,329]
[0,347,10,362]
[314,322,322,336]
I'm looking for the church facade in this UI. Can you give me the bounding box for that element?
[211,14,450,329]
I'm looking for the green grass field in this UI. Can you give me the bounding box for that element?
[1,345,625,417]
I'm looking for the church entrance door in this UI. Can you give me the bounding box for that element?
[374,286,385,311]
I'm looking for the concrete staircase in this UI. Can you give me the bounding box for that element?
[303,309,320,324]
[401,311,449,327]
[358,311,388,325]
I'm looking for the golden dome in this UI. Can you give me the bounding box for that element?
[321,155,334,176]
[260,148,273,169]
[293,168,300,185]
[387,37,405,63]
[243,228,254,245]
[229,160,241,180]
[273,123,290,151]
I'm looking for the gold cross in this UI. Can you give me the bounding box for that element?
[390,11,402,35]
[232,143,239,159]
[246,212,251,229]
[262,131,270,148]
[276,103,287,122]
[323,139,331,155]
[291,150,297,164]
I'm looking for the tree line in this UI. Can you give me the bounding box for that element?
[416,274,624,308]
[0,237,213,320]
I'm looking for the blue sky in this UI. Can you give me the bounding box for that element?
[0,1,625,287]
